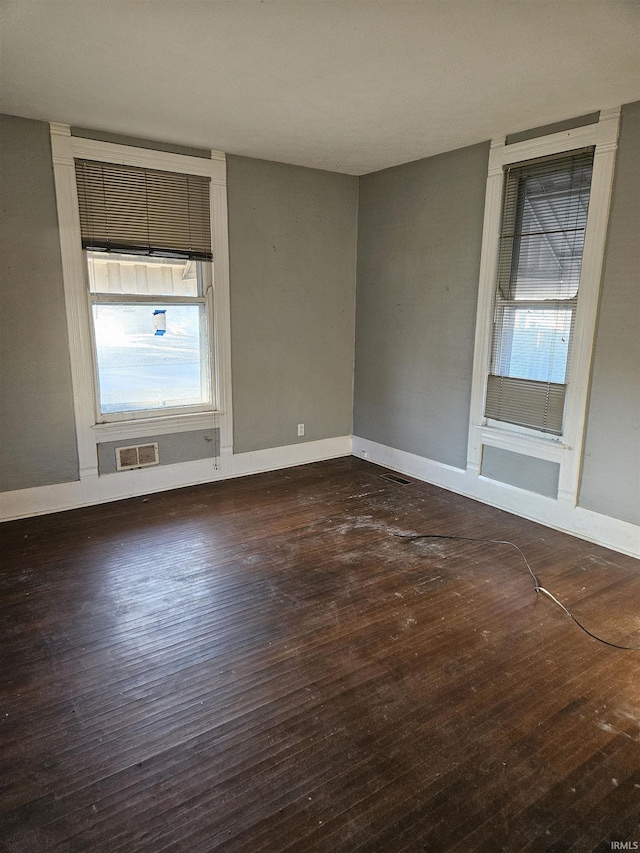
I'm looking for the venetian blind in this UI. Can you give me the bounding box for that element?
[485,148,594,434]
[75,160,212,261]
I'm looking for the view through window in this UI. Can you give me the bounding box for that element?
[485,149,594,433]
[88,252,212,416]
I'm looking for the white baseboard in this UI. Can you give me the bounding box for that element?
[0,435,352,522]
[352,436,640,559]
[3,433,637,560]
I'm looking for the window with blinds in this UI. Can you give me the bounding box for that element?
[75,159,212,261]
[74,158,215,420]
[485,148,594,434]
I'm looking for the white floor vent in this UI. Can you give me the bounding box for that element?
[115,442,159,471]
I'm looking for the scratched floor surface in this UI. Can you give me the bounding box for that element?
[1,457,639,852]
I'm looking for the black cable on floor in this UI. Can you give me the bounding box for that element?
[396,533,640,651]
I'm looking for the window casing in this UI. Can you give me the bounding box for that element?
[485,149,594,435]
[467,109,620,506]
[51,126,233,480]
[74,158,216,422]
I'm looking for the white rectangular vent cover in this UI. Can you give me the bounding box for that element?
[115,442,159,471]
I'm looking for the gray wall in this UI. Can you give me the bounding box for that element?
[70,127,211,158]
[505,112,600,145]
[97,428,219,475]
[481,446,560,499]
[579,101,640,525]
[227,155,358,453]
[2,107,638,531]
[0,115,79,491]
[353,142,489,469]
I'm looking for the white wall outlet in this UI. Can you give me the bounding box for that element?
[297,423,305,436]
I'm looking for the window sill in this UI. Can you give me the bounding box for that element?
[477,423,567,463]
[93,411,222,443]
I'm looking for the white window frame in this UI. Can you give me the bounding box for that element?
[467,108,620,505]
[50,124,233,480]
[88,254,215,423]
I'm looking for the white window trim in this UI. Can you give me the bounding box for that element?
[467,107,620,506]
[50,124,234,476]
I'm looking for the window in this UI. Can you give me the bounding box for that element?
[75,159,215,421]
[88,253,212,417]
[485,149,594,434]
[467,109,619,510]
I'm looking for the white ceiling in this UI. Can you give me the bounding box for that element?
[1,1,639,175]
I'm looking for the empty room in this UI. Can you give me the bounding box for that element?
[1,1,639,851]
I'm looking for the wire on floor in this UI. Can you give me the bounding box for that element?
[396,532,640,651]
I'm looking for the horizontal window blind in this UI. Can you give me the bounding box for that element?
[75,160,212,261]
[486,375,566,434]
[485,148,594,434]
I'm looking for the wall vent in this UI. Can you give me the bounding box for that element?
[115,443,159,471]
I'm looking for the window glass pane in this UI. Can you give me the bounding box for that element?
[494,306,573,383]
[511,171,590,300]
[87,251,202,297]
[93,303,210,414]
[511,217,586,301]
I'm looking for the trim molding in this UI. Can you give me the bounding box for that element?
[0,436,352,522]
[353,436,640,559]
[49,123,234,480]
[68,136,226,182]
[3,435,637,559]
[92,411,223,443]
[50,127,100,480]
[478,426,565,463]
[466,108,621,515]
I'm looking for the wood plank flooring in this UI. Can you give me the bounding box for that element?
[1,457,639,852]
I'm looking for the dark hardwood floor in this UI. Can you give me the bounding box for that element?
[1,457,639,852]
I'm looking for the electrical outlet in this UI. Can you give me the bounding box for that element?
[297,423,305,436]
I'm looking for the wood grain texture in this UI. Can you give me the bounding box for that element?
[1,458,639,852]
